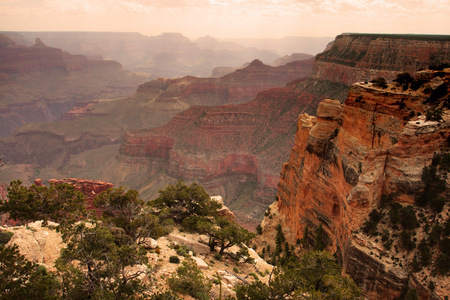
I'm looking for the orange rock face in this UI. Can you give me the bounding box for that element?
[268,71,450,299]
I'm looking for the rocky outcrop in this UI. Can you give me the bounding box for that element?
[2,220,270,299]
[260,69,450,299]
[3,221,64,271]
[48,178,113,213]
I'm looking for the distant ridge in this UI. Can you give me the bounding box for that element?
[342,32,450,41]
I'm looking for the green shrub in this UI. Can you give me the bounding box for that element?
[168,259,212,300]
[428,280,435,292]
[371,77,388,88]
[418,239,432,266]
[426,107,443,121]
[411,80,425,91]
[169,256,180,264]
[440,238,450,255]
[394,72,414,85]
[435,253,450,275]
[176,247,188,257]
[256,224,263,235]
[400,230,416,251]
[430,197,445,213]
[213,253,222,261]
[0,230,13,246]
[427,83,448,104]
[381,230,392,250]
[149,290,182,300]
[444,219,450,236]
[400,206,419,230]
[405,289,418,300]
[411,257,421,272]
[389,203,402,226]
[428,224,443,246]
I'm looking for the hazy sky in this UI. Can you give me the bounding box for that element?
[1,0,449,39]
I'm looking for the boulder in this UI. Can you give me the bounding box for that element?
[4,221,63,271]
[167,233,210,254]
[191,256,209,269]
[140,237,158,250]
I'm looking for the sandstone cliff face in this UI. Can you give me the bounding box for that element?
[261,69,450,299]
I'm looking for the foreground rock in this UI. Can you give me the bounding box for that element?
[2,221,63,271]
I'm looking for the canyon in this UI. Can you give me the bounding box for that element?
[1,33,450,298]
[0,34,147,137]
[0,56,313,187]
[100,34,450,229]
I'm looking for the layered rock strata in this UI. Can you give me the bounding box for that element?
[260,69,450,299]
[313,33,450,85]
[108,34,450,228]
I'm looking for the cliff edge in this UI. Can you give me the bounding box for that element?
[258,68,450,299]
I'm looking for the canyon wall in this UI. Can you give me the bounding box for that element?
[0,58,313,181]
[259,69,449,299]
[312,34,450,85]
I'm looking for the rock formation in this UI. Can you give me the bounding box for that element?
[103,34,450,229]
[2,221,64,271]
[258,68,450,299]
[48,178,113,213]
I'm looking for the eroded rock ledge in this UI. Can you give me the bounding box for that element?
[260,69,450,299]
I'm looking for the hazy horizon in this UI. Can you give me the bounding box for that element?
[1,0,450,40]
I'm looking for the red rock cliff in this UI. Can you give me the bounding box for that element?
[260,69,450,299]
